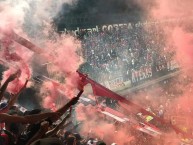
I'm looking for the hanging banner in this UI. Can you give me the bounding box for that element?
[131,65,153,84]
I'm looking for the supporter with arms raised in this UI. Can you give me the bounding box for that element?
[0,110,60,124]
[16,89,84,145]
[1,79,28,114]
[0,70,22,113]
[0,70,20,101]
[26,108,72,145]
[0,109,60,145]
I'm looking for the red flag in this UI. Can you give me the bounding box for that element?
[77,71,193,139]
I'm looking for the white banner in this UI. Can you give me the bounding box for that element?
[105,76,125,90]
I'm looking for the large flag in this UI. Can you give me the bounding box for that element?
[77,71,193,139]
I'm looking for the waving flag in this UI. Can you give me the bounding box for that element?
[77,71,193,139]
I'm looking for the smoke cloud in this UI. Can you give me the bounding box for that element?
[0,0,82,107]
[2,0,193,144]
[135,0,193,144]
[76,103,135,144]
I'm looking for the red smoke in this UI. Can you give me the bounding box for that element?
[0,36,32,94]
[143,0,193,144]
[151,0,193,19]
[37,34,83,106]
[0,1,83,108]
[171,27,193,71]
[75,103,135,144]
[43,96,57,112]
[45,35,82,91]
[41,81,59,110]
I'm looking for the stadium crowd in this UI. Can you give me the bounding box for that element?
[80,23,175,85]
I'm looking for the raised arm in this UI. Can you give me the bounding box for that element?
[7,80,28,109]
[51,90,83,122]
[0,70,20,101]
[0,80,28,113]
[26,121,49,145]
[45,108,72,137]
[0,112,59,124]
